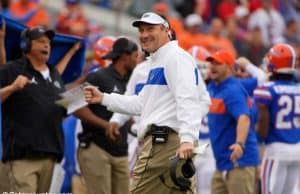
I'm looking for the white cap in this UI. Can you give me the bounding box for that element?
[185,14,202,27]
[235,6,249,19]
[132,12,169,28]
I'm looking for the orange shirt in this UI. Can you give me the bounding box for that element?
[167,17,184,35]
[9,1,50,27]
[204,35,237,58]
[178,31,209,51]
[56,7,88,37]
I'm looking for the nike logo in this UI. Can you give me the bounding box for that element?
[113,85,120,93]
[31,77,38,85]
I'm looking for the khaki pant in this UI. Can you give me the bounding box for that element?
[0,161,10,192]
[212,167,256,194]
[72,174,88,194]
[78,143,129,194]
[7,158,55,193]
[130,132,187,194]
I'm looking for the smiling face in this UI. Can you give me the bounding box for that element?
[137,23,169,53]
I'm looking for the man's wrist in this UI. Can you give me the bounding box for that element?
[236,141,245,151]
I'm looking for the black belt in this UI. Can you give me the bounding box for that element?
[145,124,177,144]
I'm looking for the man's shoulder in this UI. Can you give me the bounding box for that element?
[85,67,112,86]
[0,58,25,71]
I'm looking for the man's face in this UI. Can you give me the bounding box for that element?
[208,60,230,83]
[29,36,51,62]
[125,50,139,72]
[138,23,169,53]
[233,66,250,78]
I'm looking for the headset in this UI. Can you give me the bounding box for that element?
[168,156,196,192]
[20,28,31,53]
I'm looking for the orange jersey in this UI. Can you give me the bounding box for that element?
[9,1,50,27]
[178,31,209,51]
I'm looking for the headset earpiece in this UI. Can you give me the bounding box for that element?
[267,63,274,72]
[20,28,31,53]
[182,158,196,178]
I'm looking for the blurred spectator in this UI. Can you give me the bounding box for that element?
[205,17,237,57]
[217,0,238,22]
[8,0,50,27]
[85,21,102,50]
[234,5,251,43]
[283,18,300,51]
[173,0,196,18]
[248,0,279,12]
[278,0,300,22]
[248,0,285,47]
[56,0,89,37]
[194,0,211,21]
[225,18,241,55]
[152,2,184,35]
[241,26,269,66]
[178,13,208,50]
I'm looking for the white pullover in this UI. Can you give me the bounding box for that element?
[102,41,211,143]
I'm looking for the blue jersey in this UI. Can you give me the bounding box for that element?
[254,81,300,144]
[207,77,259,171]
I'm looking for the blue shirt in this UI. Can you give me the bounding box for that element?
[239,78,258,96]
[207,77,259,170]
[254,80,300,144]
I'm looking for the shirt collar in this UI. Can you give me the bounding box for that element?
[107,65,128,81]
[150,41,178,61]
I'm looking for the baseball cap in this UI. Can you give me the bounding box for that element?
[185,14,202,27]
[26,26,55,41]
[206,50,235,67]
[132,12,169,28]
[102,37,138,59]
[235,6,249,19]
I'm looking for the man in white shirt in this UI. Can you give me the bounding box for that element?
[248,0,285,47]
[84,12,210,194]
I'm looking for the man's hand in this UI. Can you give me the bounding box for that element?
[235,57,251,69]
[11,75,31,91]
[83,86,103,104]
[229,143,244,163]
[106,122,121,143]
[71,41,82,53]
[176,142,194,159]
